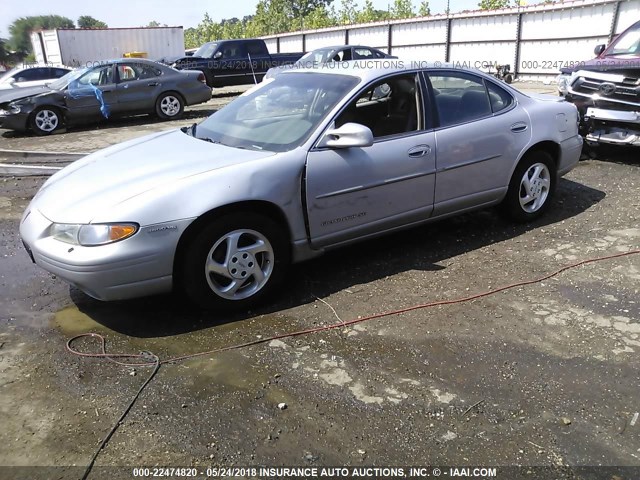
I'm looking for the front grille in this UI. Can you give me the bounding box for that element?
[571,75,640,106]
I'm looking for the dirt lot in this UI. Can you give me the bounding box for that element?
[0,84,639,480]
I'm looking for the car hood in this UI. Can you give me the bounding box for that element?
[33,129,276,224]
[0,85,52,103]
[562,56,640,75]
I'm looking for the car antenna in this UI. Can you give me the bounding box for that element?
[247,52,258,85]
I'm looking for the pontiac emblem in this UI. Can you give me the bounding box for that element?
[598,82,616,96]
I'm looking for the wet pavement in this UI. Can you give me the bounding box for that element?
[0,84,639,479]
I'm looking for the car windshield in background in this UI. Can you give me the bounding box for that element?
[0,67,19,82]
[297,48,336,66]
[48,68,89,90]
[194,42,218,58]
[195,73,359,152]
[610,23,640,55]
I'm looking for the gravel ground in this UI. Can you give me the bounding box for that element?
[0,83,639,480]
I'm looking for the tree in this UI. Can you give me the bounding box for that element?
[9,15,75,54]
[418,1,431,16]
[304,6,337,29]
[389,0,414,19]
[356,0,388,22]
[338,0,358,25]
[478,0,513,9]
[146,20,168,27]
[77,16,108,28]
[0,38,9,65]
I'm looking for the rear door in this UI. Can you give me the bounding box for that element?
[114,62,163,113]
[426,70,530,216]
[305,72,437,248]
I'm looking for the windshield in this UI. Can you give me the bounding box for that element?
[193,42,219,58]
[296,48,338,67]
[0,67,20,84]
[48,67,89,90]
[609,22,640,56]
[195,72,359,152]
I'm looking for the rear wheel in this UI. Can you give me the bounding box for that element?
[180,213,289,310]
[156,92,184,120]
[502,151,556,222]
[30,107,62,135]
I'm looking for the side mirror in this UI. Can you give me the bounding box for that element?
[213,51,222,59]
[594,44,606,56]
[7,77,16,85]
[319,122,374,149]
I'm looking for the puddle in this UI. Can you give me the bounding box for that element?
[53,306,104,335]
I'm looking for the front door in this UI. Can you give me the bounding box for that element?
[64,64,118,122]
[305,73,436,248]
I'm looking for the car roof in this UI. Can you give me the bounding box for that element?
[280,59,523,95]
[281,59,441,82]
[8,64,70,72]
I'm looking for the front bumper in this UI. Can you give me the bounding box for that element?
[0,111,29,131]
[19,208,192,301]
[583,107,640,146]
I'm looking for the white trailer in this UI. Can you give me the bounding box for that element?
[30,27,185,67]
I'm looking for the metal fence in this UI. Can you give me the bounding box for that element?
[262,0,640,81]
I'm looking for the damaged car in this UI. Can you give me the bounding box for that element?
[20,62,582,310]
[0,59,211,135]
[557,19,640,147]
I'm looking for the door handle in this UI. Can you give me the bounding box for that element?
[408,145,432,157]
[511,122,528,133]
[147,82,159,87]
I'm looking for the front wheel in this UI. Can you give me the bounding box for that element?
[30,107,63,135]
[502,151,556,222]
[156,92,184,120]
[180,213,290,310]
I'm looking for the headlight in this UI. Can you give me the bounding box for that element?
[0,103,21,115]
[556,74,570,95]
[50,223,138,246]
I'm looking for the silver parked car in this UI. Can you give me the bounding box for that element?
[20,62,583,309]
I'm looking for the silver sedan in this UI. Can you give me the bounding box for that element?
[20,61,583,309]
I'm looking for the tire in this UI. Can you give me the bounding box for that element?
[503,73,514,84]
[502,151,557,223]
[180,213,290,310]
[155,92,184,120]
[29,106,62,135]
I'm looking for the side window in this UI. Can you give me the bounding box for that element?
[335,73,421,138]
[428,71,492,127]
[14,68,46,82]
[331,49,352,62]
[117,64,139,82]
[221,43,241,59]
[354,48,374,59]
[374,50,386,58]
[247,41,268,56]
[486,81,514,113]
[52,68,69,78]
[76,65,114,86]
[139,65,162,79]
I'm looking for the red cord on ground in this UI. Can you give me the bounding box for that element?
[66,249,640,367]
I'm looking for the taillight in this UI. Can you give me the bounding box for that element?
[197,73,206,84]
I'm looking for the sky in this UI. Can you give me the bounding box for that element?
[1,0,482,39]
